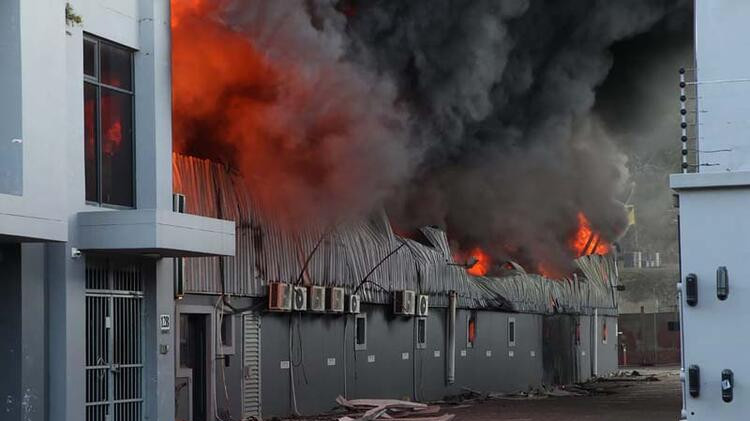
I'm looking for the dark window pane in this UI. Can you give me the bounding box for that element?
[179,315,192,368]
[84,83,98,202]
[220,315,231,347]
[84,39,96,77]
[356,317,366,345]
[100,43,131,90]
[100,88,133,206]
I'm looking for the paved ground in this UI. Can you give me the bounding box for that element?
[450,367,682,421]
[284,367,682,421]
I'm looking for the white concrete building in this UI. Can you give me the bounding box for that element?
[0,1,235,420]
[672,1,750,420]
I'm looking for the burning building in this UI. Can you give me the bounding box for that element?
[0,0,689,420]
[173,153,620,418]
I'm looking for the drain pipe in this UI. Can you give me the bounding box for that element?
[446,291,457,385]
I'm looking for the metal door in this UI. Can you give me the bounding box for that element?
[242,312,262,419]
[85,259,144,421]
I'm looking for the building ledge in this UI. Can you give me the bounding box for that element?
[670,171,750,190]
[0,212,67,242]
[77,209,235,257]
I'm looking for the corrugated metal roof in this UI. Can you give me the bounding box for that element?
[173,154,618,315]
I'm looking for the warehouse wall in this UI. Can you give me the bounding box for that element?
[577,315,593,382]
[260,305,544,417]
[543,314,576,385]
[178,294,603,419]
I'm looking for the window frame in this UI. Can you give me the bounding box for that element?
[467,311,477,348]
[416,317,427,349]
[508,317,516,347]
[83,34,136,208]
[355,313,367,351]
[218,311,235,356]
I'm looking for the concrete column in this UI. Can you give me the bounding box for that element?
[0,243,47,421]
[143,259,176,421]
[135,0,174,210]
[47,243,86,421]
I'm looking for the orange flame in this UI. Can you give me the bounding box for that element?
[570,212,610,257]
[170,0,407,226]
[466,247,491,276]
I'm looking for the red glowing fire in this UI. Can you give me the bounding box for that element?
[569,212,610,257]
[170,0,406,225]
[457,247,490,276]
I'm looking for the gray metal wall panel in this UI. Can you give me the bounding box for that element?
[260,312,351,416]
[416,309,450,401]
[542,314,576,385]
[577,315,593,382]
[505,314,544,392]
[259,313,291,416]
[451,311,543,394]
[350,305,414,401]
[596,315,619,376]
[254,304,552,418]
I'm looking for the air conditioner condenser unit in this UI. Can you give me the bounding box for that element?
[393,290,416,316]
[293,286,307,311]
[326,287,345,313]
[268,282,292,312]
[417,294,429,317]
[347,294,361,314]
[308,286,326,312]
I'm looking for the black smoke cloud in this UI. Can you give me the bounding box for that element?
[334,0,691,272]
[183,0,691,274]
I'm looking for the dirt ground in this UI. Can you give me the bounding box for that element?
[285,367,682,421]
[450,367,682,421]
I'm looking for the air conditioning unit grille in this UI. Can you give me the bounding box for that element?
[268,282,292,312]
[293,286,307,311]
[309,286,326,312]
[417,295,429,317]
[394,290,416,316]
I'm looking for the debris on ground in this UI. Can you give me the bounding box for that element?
[335,396,455,421]
[594,370,660,382]
[283,372,679,421]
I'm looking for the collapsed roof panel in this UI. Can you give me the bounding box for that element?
[173,154,618,315]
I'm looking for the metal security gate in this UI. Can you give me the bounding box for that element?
[85,259,145,421]
[242,312,262,419]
